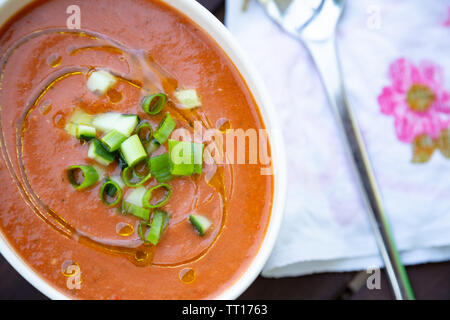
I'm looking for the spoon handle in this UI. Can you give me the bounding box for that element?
[304,37,415,300]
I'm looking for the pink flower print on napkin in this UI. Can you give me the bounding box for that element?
[378,58,450,163]
[444,7,450,27]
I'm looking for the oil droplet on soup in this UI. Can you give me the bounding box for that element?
[135,250,148,262]
[107,88,123,103]
[39,100,52,115]
[52,112,66,128]
[116,222,134,237]
[61,260,79,277]
[47,54,62,68]
[216,118,231,133]
[179,268,196,284]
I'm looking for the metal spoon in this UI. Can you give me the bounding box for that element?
[258,0,415,300]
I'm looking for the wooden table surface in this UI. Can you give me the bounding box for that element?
[0,0,449,300]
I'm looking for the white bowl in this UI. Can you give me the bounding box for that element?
[0,0,286,300]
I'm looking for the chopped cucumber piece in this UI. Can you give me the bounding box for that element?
[92,113,139,137]
[120,134,147,167]
[101,129,127,152]
[122,187,149,220]
[76,125,96,140]
[175,89,202,109]
[109,175,125,189]
[124,186,146,207]
[64,108,94,137]
[87,70,117,95]
[88,139,115,166]
[189,214,212,236]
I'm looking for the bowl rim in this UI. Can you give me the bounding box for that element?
[0,0,287,300]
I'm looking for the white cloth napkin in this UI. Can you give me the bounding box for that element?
[225,0,450,277]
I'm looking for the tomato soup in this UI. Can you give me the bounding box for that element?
[0,0,273,299]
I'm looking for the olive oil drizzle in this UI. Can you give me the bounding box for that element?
[0,28,232,268]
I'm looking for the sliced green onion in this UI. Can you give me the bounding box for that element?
[68,108,94,126]
[143,183,172,208]
[153,113,176,144]
[146,210,168,245]
[189,214,212,236]
[99,178,122,206]
[136,121,153,144]
[100,129,127,152]
[175,89,202,109]
[67,165,99,190]
[138,212,170,244]
[146,139,161,154]
[168,139,193,176]
[92,113,139,137]
[120,134,147,167]
[122,202,150,220]
[92,165,106,181]
[133,160,150,178]
[168,140,204,176]
[88,139,115,166]
[105,184,117,197]
[122,162,152,187]
[141,93,167,115]
[149,153,173,183]
[76,125,96,140]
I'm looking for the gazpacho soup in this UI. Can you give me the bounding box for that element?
[0,0,273,299]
